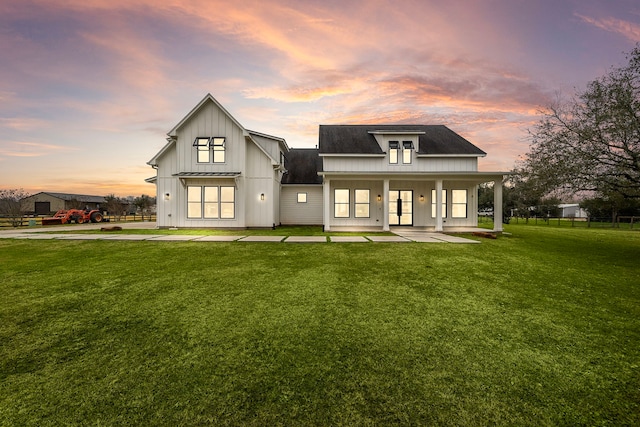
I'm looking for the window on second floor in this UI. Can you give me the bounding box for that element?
[389,141,399,164]
[402,141,413,164]
[193,137,226,163]
[212,137,225,163]
[194,137,210,163]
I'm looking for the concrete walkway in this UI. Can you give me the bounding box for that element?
[0,222,481,244]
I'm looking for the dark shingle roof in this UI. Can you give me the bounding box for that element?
[318,125,486,156]
[39,192,106,203]
[281,149,323,185]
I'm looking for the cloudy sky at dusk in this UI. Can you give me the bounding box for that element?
[1,0,639,196]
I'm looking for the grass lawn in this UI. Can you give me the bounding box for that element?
[35,225,394,236]
[1,225,639,426]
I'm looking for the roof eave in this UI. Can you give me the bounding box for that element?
[416,153,486,158]
[319,153,386,157]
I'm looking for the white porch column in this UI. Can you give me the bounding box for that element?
[435,179,443,232]
[493,176,503,232]
[383,179,389,231]
[323,178,331,232]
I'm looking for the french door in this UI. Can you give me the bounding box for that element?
[389,190,413,226]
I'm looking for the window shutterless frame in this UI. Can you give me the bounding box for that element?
[211,137,225,163]
[192,137,225,163]
[451,189,468,218]
[402,141,413,164]
[354,189,370,218]
[334,189,350,218]
[193,137,210,163]
[389,141,399,164]
[186,185,235,219]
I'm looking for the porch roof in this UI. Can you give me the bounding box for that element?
[172,172,241,177]
[318,171,509,181]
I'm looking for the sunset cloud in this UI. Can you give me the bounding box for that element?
[0,141,74,158]
[576,13,640,42]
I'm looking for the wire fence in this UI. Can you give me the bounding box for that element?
[478,215,638,229]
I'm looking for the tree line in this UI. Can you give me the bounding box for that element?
[0,190,156,226]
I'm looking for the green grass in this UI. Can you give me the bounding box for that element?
[1,225,639,426]
[38,225,395,236]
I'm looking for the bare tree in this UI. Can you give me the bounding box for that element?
[0,188,31,227]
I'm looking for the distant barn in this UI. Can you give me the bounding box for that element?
[21,192,106,215]
[558,203,588,218]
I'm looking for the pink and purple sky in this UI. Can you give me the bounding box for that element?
[1,0,639,196]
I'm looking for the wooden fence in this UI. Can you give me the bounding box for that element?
[0,214,157,229]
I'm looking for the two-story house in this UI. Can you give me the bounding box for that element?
[147,94,506,232]
[147,94,288,229]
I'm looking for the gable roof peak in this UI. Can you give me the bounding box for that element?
[167,93,245,137]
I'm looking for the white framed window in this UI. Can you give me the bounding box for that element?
[203,186,218,218]
[297,192,307,203]
[194,137,210,163]
[402,141,413,164]
[334,189,349,218]
[187,186,202,218]
[389,141,399,164]
[431,189,447,218]
[452,190,467,218]
[355,189,370,218]
[220,186,235,218]
[187,186,235,219]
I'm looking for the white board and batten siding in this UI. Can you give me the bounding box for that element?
[175,101,246,175]
[244,140,278,227]
[322,156,478,173]
[280,186,323,225]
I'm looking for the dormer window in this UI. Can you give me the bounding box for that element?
[193,137,226,163]
[402,141,414,164]
[389,141,399,164]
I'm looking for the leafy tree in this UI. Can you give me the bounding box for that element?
[134,195,155,220]
[0,188,31,227]
[581,193,640,221]
[518,45,640,203]
[103,194,127,221]
[477,183,495,212]
[504,173,546,221]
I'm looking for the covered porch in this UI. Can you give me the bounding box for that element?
[320,172,507,233]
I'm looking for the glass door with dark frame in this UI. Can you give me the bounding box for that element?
[388,190,413,226]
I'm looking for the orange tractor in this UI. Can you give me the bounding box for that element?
[42,209,106,226]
